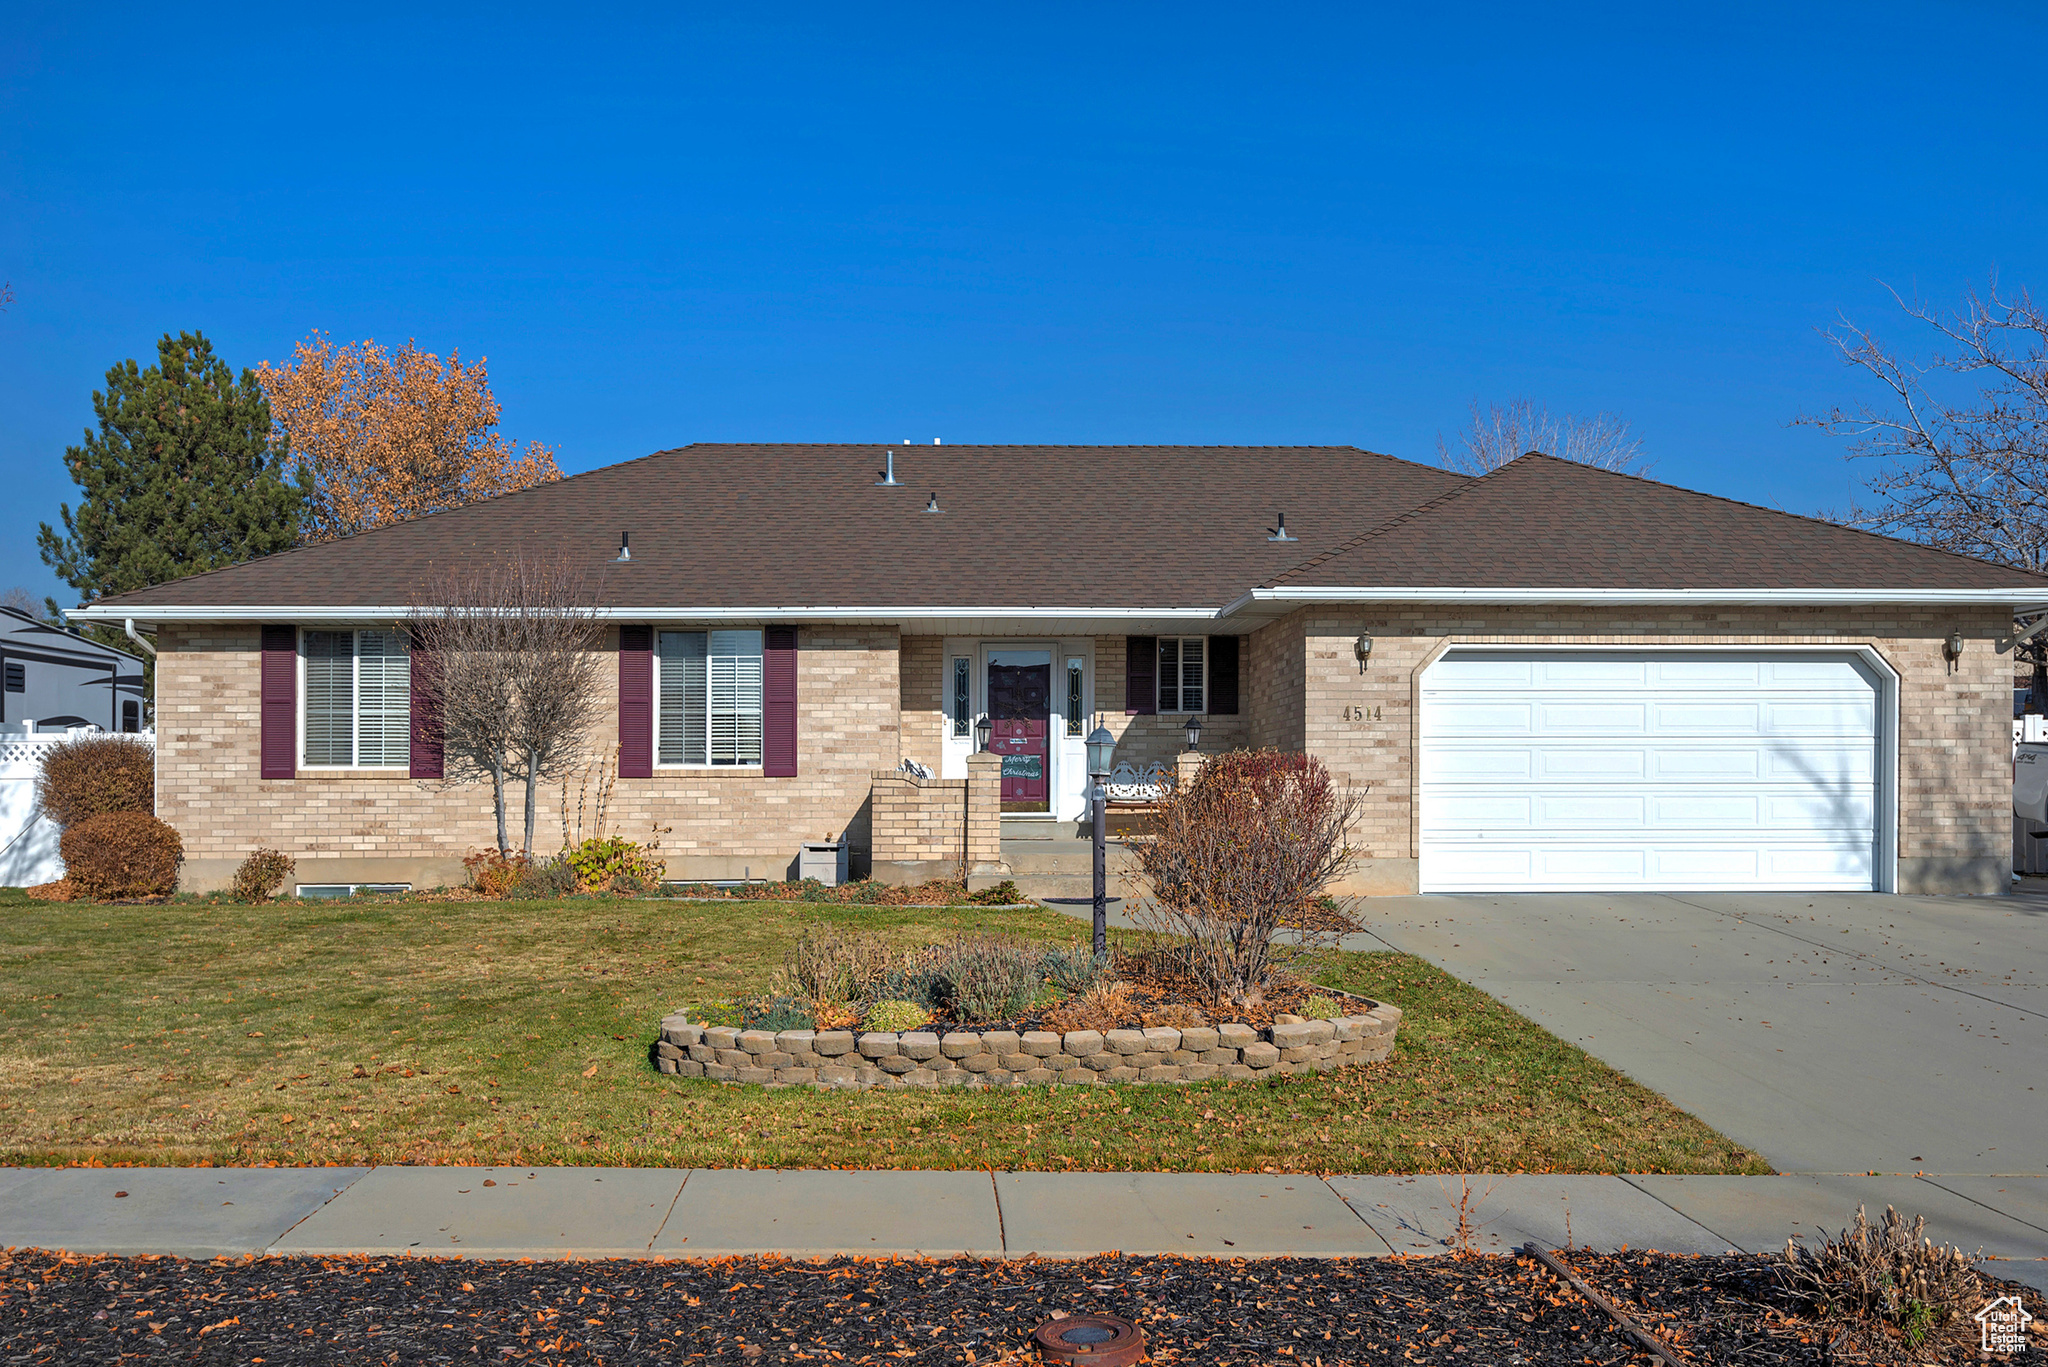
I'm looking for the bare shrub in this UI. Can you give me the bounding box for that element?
[1778,1205,1982,1341]
[775,927,897,1005]
[941,933,1044,1023]
[1039,943,1110,995]
[462,848,529,898]
[1042,980,1136,1034]
[35,734,153,828]
[60,812,183,899]
[1132,749,1363,1011]
[1140,1002,1209,1029]
[231,849,295,902]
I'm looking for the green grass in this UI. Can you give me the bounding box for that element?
[0,892,1768,1174]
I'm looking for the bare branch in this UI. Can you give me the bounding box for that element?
[1436,399,1653,476]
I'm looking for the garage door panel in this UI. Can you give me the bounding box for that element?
[1420,650,1884,892]
[1539,703,1647,732]
[1652,659,1763,687]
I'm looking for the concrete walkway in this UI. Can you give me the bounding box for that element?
[3,1166,2044,1289]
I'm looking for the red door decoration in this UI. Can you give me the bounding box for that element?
[987,656,1052,812]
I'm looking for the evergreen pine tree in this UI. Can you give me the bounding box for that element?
[38,332,307,672]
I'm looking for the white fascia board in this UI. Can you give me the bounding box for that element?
[1217,586,2048,616]
[68,604,1228,625]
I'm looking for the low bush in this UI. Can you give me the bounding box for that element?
[811,999,863,1030]
[561,836,665,893]
[23,879,76,903]
[776,927,895,1005]
[1299,994,1343,1021]
[231,849,295,902]
[1039,943,1110,996]
[741,996,816,1032]
[35,734,154,828]
[1778,1205,1981,1343]
[462,849,529,898]
[862,999,931,1032]
[508,858,579,901]
[943,933,1043,1023]
[60,812,183,900]
[1042,980,1135,1034]
[965,879,1023,905]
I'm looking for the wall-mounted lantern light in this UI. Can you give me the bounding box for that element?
[1354,633,1373,673]
[974,713,993,752]
[1184,714,1204,752]
[1944,630,1966,674]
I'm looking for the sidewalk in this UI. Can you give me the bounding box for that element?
[3,1167,2044,1289]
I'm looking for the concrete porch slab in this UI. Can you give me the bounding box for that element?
[995,1171,1390,1257]
[1328,1173,1734,1255]
[652,1169,1001,1257]
[0,1166,368,1258]
[270,1167,685,1258]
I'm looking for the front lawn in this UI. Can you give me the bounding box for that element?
[0,891,1768,1174]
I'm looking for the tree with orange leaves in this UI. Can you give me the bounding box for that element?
[257,335,561,543]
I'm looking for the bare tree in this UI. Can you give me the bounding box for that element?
[1799,278,2048,572]
[409,554,606,856]
[1436,399,1653,476]
[1,586,38,617]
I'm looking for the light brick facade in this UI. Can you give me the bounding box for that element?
[157,608,2014,897]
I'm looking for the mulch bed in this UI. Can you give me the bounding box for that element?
[9,1245,2023,1364]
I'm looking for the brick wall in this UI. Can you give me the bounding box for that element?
[1090,634,1252,771]
[1265,604,2013,895]
[898,636,944,771]
[157,623,902,891]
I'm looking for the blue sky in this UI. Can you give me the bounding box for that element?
[3,3,2042,609]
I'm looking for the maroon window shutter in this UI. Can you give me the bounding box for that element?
[618,626,653,778]
[409,644,444,779]
[1125,636,1157,715]
[260,625,296,779]
[1207,635,1240,715]
[763,626,798,777]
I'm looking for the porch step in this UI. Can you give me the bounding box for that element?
[1000,838,1144,877]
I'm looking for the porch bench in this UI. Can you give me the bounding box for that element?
[1102,761,1175,813]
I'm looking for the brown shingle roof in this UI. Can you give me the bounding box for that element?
[90,445,2048,613]
[95,444,1464,611]
[1268,454,2048,592]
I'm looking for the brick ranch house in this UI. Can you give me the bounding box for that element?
[74,444,2048,898]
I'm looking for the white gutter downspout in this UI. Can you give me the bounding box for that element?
[124,619,156,658]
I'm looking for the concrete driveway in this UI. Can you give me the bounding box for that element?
[1351,891,2048,1176]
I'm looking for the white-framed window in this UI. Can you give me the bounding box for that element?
[301,629,411,768]
[657,629,764,766]
[1157,636,1205,714]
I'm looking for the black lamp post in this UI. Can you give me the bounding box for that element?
[974,713,993,752]
[1184,714,1203,752]
[1085,720,1115,958]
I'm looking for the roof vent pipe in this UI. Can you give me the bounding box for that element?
[1267,513,1297,543]
[615,531,631,562]
[876,450,901,486]
[927,492,943,513]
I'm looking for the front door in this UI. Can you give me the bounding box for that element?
[987,649,1052,813]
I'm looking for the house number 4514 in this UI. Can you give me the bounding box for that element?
[1343,705,1381,721]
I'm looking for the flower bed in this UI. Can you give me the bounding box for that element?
[652,992,1402,1089]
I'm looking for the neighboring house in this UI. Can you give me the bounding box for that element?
[0,605,146,733]
[72,444,2048,898]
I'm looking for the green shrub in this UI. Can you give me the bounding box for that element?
[230,848,295,902]
[862,999,930,1032]
[1300,994,1343,1021]
[561,836,665,893]
[966,879,1023,905]
[35,734,154,828]
[741,995,816,1032]
[1040,943,1109,995]
[60,811,183,899]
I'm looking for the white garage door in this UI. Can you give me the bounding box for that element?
[1419,650,1885,892]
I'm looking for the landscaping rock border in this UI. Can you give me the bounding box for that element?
[651,998,1402,1088]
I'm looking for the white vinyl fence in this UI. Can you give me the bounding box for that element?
[0,725,154,888]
